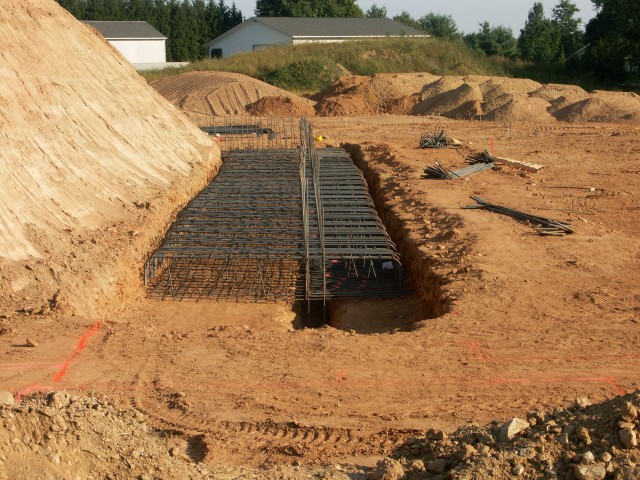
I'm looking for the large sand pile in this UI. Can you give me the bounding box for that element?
[413,82,483,119]
[152,71,315,116]
[0,0,219,316]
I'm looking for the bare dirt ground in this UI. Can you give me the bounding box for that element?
[2,115,639,477]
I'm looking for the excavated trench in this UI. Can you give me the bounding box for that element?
[296,144,448,334]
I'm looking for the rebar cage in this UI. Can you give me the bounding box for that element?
[144,117,410,302]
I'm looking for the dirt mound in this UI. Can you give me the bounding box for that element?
[0,0,218,316]
[483,94,555,123]
[312,73,640,123]
[480,77,542,114]
[245,95,315,117]
[413,82,483,119]
[553,91,640,122]
[314,73,437,116]
[374,392,640,479]
[418,76,465,100]
[529,83,589,102]
[152,71,312,116]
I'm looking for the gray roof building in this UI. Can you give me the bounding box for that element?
[83,21,166,40]
[204,17,429,58]
[83,21,167,65]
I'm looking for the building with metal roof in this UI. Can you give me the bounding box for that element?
[204,17,429,58]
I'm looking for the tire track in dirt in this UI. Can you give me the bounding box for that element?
[129,372,420,464]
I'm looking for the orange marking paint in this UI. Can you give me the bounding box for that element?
[52,322,101,383]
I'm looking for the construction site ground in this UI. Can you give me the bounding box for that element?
[3,115,639,475]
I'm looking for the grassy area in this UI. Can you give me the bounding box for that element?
[140,38,609,94]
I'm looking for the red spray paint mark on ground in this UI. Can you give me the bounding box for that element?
[15,383,52,402]
[463,340,488,361]
[52,322,101,383]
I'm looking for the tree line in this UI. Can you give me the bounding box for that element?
[57,0,638,82]
[56,0,243,61]
[375,0,636,82]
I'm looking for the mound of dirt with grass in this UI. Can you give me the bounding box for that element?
[0,0,219,316]
[553,91,640,122]
[245,95,316,117]
[373,391,640,480]
[152,71,314,116]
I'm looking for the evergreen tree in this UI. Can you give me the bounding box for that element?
[552,0,583,62]
[518,2,560,63]
[418,13,460,39]
[465,22,518,57]
[365,3,387,18]
[392,11,423,32]
[583,0,639,80]
[255,0,363,17]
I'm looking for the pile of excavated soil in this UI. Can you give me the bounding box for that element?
[152,71,314,116]
[554,91,640,122]
[373,392,640,480]
[245,95,316,117]
[413,82,483,119]
[0,391,362,480]
[0,0,219,316]
[312,74,640,123]
[314,73,437,116]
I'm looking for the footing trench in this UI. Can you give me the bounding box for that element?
[144,118,410,302]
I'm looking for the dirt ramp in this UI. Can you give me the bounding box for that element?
[152,71,314,116]
[0,0,219,316]
[553,91,640,122]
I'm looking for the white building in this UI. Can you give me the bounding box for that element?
[83,21,167,65]
[204,17,429,58]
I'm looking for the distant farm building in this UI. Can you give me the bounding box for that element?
[204,17,429,58]
[83,21,167,65]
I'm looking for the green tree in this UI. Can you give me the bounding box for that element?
[418,12,460,39]
[255,0,363,17]
[465,22,518,57]
[365,3,387,18]
[518,2,560,63]
[552,0,583,62]
[392,11,423,31]
[583,0,639,80]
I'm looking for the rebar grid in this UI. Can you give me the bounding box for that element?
[144,118,409,302]
[195,114,298,151]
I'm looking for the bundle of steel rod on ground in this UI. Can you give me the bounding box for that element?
[465,150,494,164]
[422,161,495,179]
[462,196,574,235]
[419,129,448,148]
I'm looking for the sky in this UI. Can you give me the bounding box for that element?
[231,0,598,35]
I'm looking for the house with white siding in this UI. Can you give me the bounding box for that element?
[204,17,428,58]
[83,21,167,66]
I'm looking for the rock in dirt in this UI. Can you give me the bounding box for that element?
[370,458,404,480]
[619,428,637,448]
[574,463,606,480]
[426,458,447,473]
[25,338,38,347]
[499,418,530,443]
[620,401,638,422]
[0,391,15,406]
